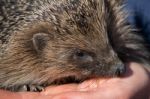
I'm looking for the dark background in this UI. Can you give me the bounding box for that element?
[126,0,150,43]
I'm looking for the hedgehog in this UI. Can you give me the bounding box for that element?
[0,0,149,92]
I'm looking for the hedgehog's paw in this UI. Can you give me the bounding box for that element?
[18,85,44,92]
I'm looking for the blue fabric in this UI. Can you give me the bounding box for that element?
[125,0,150,43]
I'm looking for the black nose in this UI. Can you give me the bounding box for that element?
[115,64,126,76]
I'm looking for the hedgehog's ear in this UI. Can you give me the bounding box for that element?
[32,33,49,52]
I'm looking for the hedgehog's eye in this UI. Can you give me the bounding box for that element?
[72,49,94,63]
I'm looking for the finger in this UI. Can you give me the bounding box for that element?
[43,78,110,96]
[19,92,53,99]
[51,89,127,99]
[121,63,150,91]
[77,78,110,91]
[0,90,22,99]
[0,90,53,99]
[42,84,78,95]
[51,91,93,99]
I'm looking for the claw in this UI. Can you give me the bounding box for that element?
[18,85,28,92]
[18,85,44,92]
[27,85,44,92]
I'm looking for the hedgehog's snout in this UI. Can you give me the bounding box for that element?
[114,63,126,76]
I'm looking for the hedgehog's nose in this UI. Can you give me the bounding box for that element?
[115,63,126,76]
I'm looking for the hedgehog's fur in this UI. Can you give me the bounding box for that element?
[0,0,150,92]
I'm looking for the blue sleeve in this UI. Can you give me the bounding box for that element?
[125,0,150,43]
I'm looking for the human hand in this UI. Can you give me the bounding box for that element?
[44,62,150,99]
[0,62,149,99]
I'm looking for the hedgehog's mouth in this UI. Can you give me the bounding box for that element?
[50,75,83,85]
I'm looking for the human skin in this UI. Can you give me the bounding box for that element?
[0,62,150,99]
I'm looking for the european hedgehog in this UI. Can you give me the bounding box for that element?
[0,0,150,92]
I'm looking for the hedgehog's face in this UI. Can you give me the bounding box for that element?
[28,0,126,84]
[29,21,125,85]
[44,33,125,78]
